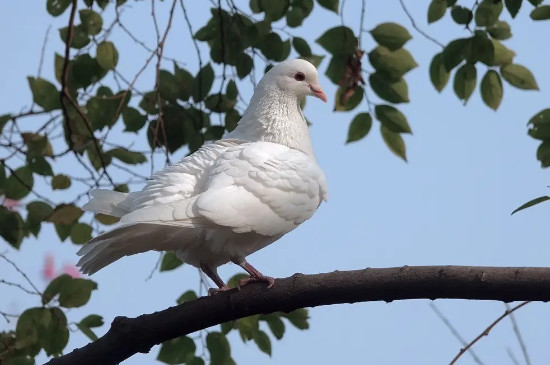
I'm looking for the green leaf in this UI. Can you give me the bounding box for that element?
[95,213,120,225]
[70,223,92,244]
[253,330,272,356]
[261,314,285,340]
[470,30,494,66]
[334,86,364,111]
[96,41,118,70]
[260,33,284,60]
[260,0,288,20]
[0,207,24,249]
[177,290,198,304]
[500,63,538,90]
[282,308,309,329]
[158,336,196,364]
[27,201,54,225]
[528,109,550,140]
[475,0,503,26]
[55,223,73,242]
[375,105,412,134]
[488,21,512,40]
[295,0,314,16]
[5,166,34,200]
[346,113,372,143]
[325,55,347,84]
[429,53,450,92]
[369,22,412,51]
[531,5,550,20]
[46,204,83,225]
[42,274,71,305]
[59,25,90,49]
[16,307,50,350]
[316,26,357,55]
[52,174,71,190]
[72,54,108,89]
[158,70,180,102]
[293,37,312,57]
[368,46,418,79]
[512,196,550,214]
[0,114,11,134]
[27,77,61,111]
[286,6,305,27]
[451,6,473,25]
[174,64,194,101]
[225,109,241,132]
[77,314,104,341]
[106,148,147,164]
[369,73,409,103]
[453,63,477,102]
[58,278,98,308]
[22,132,53,157]
[206,332,231,365]
[47,0,71,16]
[205,94,237,113]
[41,307,69,356]
[226,80,238,100]
[235,53,253,79]
[537,141,550,167]
[122,107,147,133]
[301,54,324,68]
[428,0,447,23]
[28,156,53,176]
[79,9,103,35]
[227,273,249,288]
[490,39,516,66]
[237,315,259,341]
[528,0,543,5]
[505,0,522,18]
[480,70,503,110]
[192,63,214,102]
[317,0,339,13]
[160,252,183,272]
[442,38,469,71]
[381,125,407,161]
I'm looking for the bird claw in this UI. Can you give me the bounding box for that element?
[238,275,275,289]
[208,286,231,296]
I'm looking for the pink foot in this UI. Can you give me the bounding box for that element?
[238,275,275,289]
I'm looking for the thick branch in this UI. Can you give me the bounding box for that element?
[47,266,550,365]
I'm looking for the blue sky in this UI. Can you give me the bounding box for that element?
[1,0,550,364]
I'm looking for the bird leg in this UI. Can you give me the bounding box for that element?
[200,264,230,295]
[236,260,275,289]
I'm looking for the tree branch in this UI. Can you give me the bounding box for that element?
[46,265,550,365]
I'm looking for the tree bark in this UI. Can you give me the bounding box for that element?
[46,265,550,365]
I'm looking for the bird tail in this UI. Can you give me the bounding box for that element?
[76,223,188,275]
[82,189,131,217]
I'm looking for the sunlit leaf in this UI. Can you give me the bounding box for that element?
[369,22,411,50]
[480,70,503,110]
[453,63,477,102]
[500,63,538,90]
[96,41,118,70]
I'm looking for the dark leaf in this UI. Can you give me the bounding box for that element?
[451,6,473,24]
[28,156,53,176]
[72,54,108,89]
[106,148,147,164]
[381,125,407,161]
[369,73,409,103]
[500,63,538,90]
[505,0,522,18]
[480,70,503,110]
[531,5,550,20]
[511,196,550,214]
[453,63,477,102]
[79,9,103,35]
[58,278,98,308]
[177,290,198,304]
[160,252,183,271]
[46,204,83,225]
[192,63,214,102]
[260,314,285,340]
[235,53,253,79]
[428,0,447,23]
[174,64,194,101]
[260,33,284,60]
[253,330,272,356]
[41,307,69,356]
[47,0,71,16]
[368,46,418,79]
[27,201,54,225]
[537,141,550,167]
[375,105,412,134]
[0,207,24,249]
[42,274,71,305]
[528,109,550,140]
[27,77,61,111]
[293,37,312,57]
[442,38,470,71]
[77,314,104,341]
[95,213,120,225]
[157,336,196,364]
[59,25,90,49]
[346,112,372,143]
[429,53,450,92]
[282,308,309,329]
[70,223,92,244]
[317,0,339,13]
[96,41,118,70]
[51,174,71,190]
[316,26,357,56]
[369,22,412,50]
[206,332,232,365]
[5,166,33,200]
[286,6,305,27]
[475,0,503,26]
[334,86,364,111]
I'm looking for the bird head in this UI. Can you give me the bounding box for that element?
[264,59,327,103]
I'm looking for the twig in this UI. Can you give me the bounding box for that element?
[0,253,42,296]
[37,25,52,78]
[506,347,521,365]
[449,301,530,365]
[0,310,18,323]
[0,279,41,296]
[358,0,366,48]
[398,0,444,48]
[505,302,531,365]
[429,303,484,365]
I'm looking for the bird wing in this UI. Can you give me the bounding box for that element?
[185,141,328,236]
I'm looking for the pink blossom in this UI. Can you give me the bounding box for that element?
[2,197,20,211]
[42,253,82,281]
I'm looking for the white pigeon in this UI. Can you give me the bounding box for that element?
[77,58,328,292]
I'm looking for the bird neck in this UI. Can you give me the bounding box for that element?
[226,83,315,157]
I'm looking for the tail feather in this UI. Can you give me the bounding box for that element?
[76,223,197,274]
[82,189,130,217]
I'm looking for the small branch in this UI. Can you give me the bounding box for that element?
[37,25,52,78]
[47,266,550,365]
[398,0,444,48]
[429,303,484,365]
[0,253,42,296]
[505,302,531,365]
[449,301,530,365]
[0,279,41,296]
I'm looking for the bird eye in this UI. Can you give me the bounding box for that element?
[294,72,305,81]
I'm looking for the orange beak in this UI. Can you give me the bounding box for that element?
[309,84,327,102]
